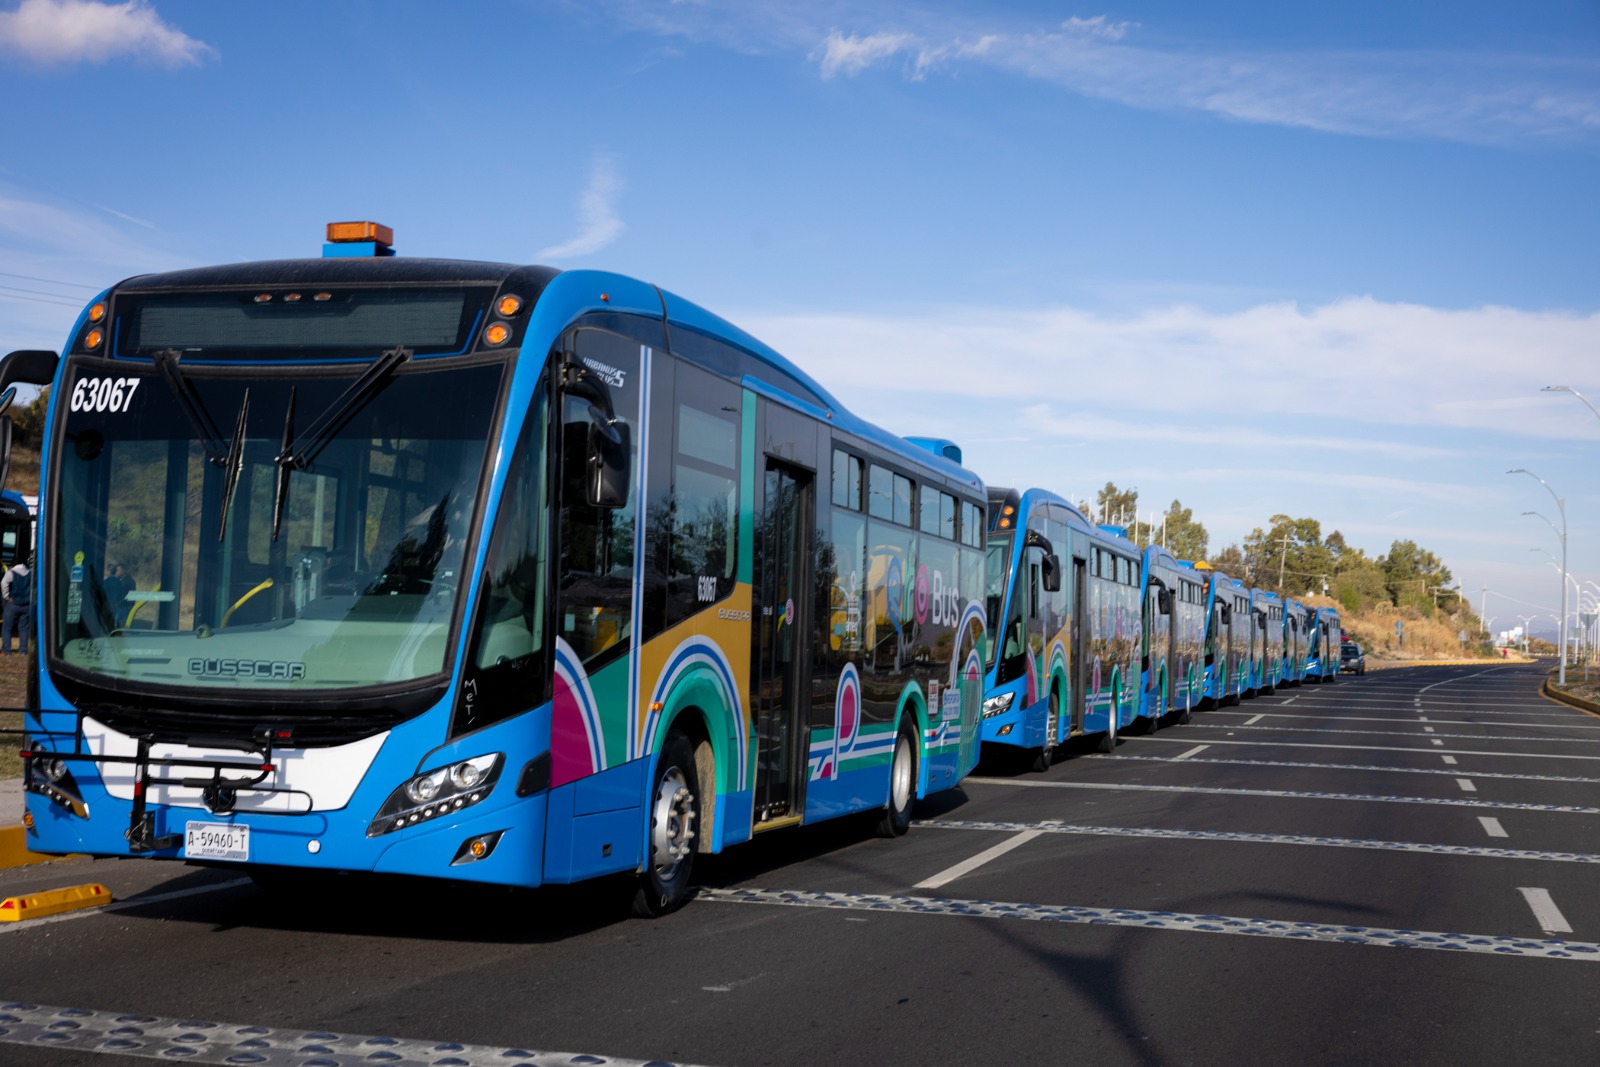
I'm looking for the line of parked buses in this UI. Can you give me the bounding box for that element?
[977,486,1344,773]
[4,229,1347,914]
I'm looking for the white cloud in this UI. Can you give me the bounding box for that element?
[537,155,626,261]
[594,2,1600,148]
[817,31,915,79]
[738,297,1600,441]
[0,0,216,68]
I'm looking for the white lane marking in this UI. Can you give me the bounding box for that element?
[964,777,1600,815]
[1243,715,1264,726]
[921,817,1600,865]
[1128,735,1600,762]
[1186,723,1600,744]
[1104,752,1600,784]
[1480,817,1509,838]
[1457,778,1477,793]
[0,878,253,935]
[1174,745,1210,760]
[0,1001,688,1067]
[1519,888,1574,934]
[700,887,1600,962]
[1432,739,1445,746]
[914,830,1042,889]
[1442,755,1458,765]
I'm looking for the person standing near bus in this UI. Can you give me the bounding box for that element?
[2,559,33,655]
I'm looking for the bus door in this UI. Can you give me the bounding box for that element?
[753,459,814,828]
[1069,556,1088,735]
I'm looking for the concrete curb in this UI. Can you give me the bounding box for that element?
[1542,678,1600,721]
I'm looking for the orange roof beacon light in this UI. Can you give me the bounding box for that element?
[323,221,395,258]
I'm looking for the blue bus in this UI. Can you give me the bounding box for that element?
[1134,544,1205,730]
[1251,587,1284,694]
[0,488,32,569]
[1281,597,1310,686]
[3,222,991,915]
[1198,567,1253,707]
[1306,605,1342,682]
[979,490,1139,767]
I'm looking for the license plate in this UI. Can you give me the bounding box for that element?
[185,821,250,862]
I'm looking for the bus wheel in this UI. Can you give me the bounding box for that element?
[1096,730,1115,754]
[632,731,698,918]
[876,723,918,837]
[1032,698,1057,773]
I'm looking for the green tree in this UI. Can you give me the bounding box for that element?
[1087,482,1153,547]
[1383,539,1454,615]
[9,386,48,447]
[1241,514,1334,596]
[1159,498,1209,561]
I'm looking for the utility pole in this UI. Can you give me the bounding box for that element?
[1275,536,1293,592]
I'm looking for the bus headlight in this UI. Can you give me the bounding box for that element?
[982,693,1015,718]
[25,754,89,819]
[368,754,504,837]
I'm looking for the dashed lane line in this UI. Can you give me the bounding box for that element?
[1480,818,1509,839]
[918,817,1600,865]
[1183,723,1600,744]
[1442,755,1459,765]
[914,830,1041,890]
[1125,735,1600,762]
[1209,712,1600,730]
[0,1002,706,1067]
[965,776,1600,815]
[1457,779,1478,793]
[698,887,1600,961]
[1098,752,1600,784]
[1519,888,1574,935]
[1173,745,1210,759]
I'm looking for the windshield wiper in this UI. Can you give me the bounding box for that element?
[270,386,295,543]
[278,345,411,472]
[217,387,250,542]
[271,345,409,542]
[154,349,228,466]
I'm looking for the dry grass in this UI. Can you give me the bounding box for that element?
[0,650,26,780]
[1304,596,1492,662]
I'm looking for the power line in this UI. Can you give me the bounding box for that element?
[0,289,84,309]
[0,270,97,291]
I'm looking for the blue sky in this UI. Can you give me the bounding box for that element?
[2,0,1598,639]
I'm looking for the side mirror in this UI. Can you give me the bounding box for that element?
[0,415,10,491]
[1041,552,1061,593]
[564,363,632,510]
[0,350,60,407]
[587,417,630,509]
[1158,587,1174,615]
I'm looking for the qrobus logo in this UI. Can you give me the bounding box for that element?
[188,658,307,681]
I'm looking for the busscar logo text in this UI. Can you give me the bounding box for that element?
[188,658,307,681]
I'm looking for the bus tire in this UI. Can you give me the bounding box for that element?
[1096,730,1115,754]
[1031,693,1058,773]
[632,730,699,918]
[876,723,918,837]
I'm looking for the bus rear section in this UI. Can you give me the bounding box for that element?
[8,230,990,914]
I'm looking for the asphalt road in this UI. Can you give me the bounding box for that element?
[2,662,1597,1066]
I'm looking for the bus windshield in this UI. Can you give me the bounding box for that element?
[50,355,507,698]
[983,531,1014,669]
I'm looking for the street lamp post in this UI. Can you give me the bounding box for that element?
[1517,614,1535,655]
[1510,468,1568,685]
